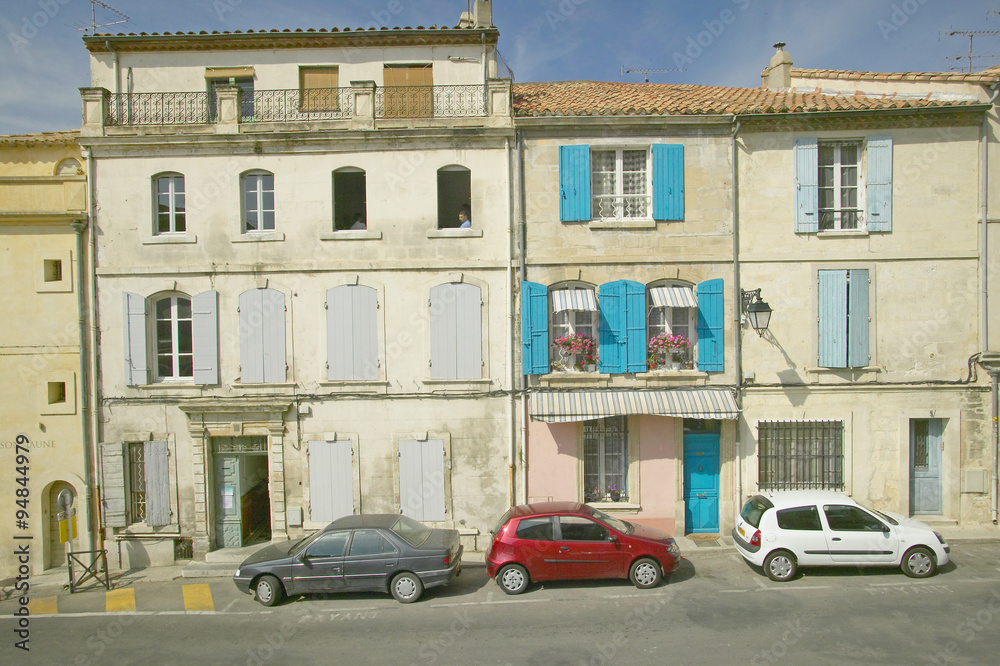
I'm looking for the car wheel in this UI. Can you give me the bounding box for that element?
[497,564,529,595]
[629,558,662,589]
[390,572,424,603]
[901,546,936,578]
[764,550,797,582]
[254,575,284,607]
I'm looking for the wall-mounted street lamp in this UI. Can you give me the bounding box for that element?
[741,288,773,337]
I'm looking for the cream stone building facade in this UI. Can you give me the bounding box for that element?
[0,132,95,576]
[79,2,516,566]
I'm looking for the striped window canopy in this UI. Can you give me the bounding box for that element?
[529,389,739,423]
[551,288,599,313]
[649,286,697,308]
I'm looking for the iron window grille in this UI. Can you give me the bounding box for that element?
[127,442,147,523]
[757,420,844,491]
[583,416,628,501]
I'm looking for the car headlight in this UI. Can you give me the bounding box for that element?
[934,532,946,545]
[235,569,241,577]
[666,539,680,555]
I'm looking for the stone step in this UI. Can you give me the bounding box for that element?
[182,562,238,578]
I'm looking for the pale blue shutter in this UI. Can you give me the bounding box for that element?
[122,292,148,386]
[455,283,483,379]
[848,269,870,367]
[818,270,847,367]
[239,290,264,383]
[559,145,591,222]
[328,285,378,381]
[430,284,458,379]
[652,144,684,221]
[624,280,647,372]
[192,290,219,385]
[521,281,550,375]
[308,440,354,521]
[696,279,724,372]
[100,442,127,528]
[598,281,624,373]
[261,289,286,382]
[144,440,170,527]
[866,136,893,232]
[794,138,819,233]
[399,439,446,522]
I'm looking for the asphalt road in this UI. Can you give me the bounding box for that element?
[3,542,1000,665]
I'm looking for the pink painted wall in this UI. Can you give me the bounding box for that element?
[526,420,579,502]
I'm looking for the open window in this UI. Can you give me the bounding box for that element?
[437,166,471,229]
[333,168,367,230]
[646,280,697,370]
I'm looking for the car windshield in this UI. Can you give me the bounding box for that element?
[872,509,899,526]
[287,531,319,556]
[491,510,511,536]
[589,507,633,534]
[391,515,432,547]
[740,495,773,528]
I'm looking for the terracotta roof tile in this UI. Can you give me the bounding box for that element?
[512,81,981,117]
[0,131,80,145]
[790,67,1000,84]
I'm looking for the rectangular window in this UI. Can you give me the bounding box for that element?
[127,441,147,523]
[333,170,367,230]
[758,421,844,491]
[242,173,275,232]
[47,381,66,405]
[155,296,193,379]
[155,175,186,233]
[43,259,63,282]
[383,64,433,118]
[583,416,628,502]
[818,142,860,230]
[591,149,649,220]
[437,168,471,229]
[299,66,339,112]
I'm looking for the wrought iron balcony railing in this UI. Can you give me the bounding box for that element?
[107,92,210,126]
[247,87,355,122]
[375,85,486,119]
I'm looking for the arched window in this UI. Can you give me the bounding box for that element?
[153,173,186,234]
[153,293,193,379]
[241,170,274,232]
[549,282,598,371]
[55,158,82,176]
[437,165,471,229]
[647,280,697,369]
[333,167,367,230]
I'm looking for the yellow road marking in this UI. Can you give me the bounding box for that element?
[182,583,214,611]
[106,588,136,612]
[28,596,58,615]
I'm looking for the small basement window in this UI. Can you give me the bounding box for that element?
[43,259,63,283]
[48,381,67,405]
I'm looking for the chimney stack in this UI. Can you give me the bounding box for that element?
[762,42,793,89]
[459,1,493,28]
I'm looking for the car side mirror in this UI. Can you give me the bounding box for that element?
[881,524,890,533]
[296,551,309,563]
[608,534,619,543]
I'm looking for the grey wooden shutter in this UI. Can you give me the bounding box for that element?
[454,283,482,379]
[122,292,148,386]
[429,284,458,379]
[262,288,286,382]
[399,439,445,522]
[308,440,354,521]
[192,290,219,385]
[794,138,819,233]
[144,440,171,526]
[239,289,264,383]
[327,285,378,381]
[100,441,127,527]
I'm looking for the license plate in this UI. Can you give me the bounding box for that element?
[737,526,745,538]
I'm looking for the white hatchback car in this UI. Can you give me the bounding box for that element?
[732,490,950,582]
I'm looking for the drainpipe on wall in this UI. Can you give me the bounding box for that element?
[70,218,95,553]
[82,145,102,552]
[982,85,999,524]
[731,117,743,518]
[505,135,516,510]
[517,127,528,506]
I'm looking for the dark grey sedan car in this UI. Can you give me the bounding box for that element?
[233,514,463,605]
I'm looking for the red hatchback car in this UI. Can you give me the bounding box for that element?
[485,501,682,594]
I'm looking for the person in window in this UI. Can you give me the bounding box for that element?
[458,205,471,228]
[350,213,366,230]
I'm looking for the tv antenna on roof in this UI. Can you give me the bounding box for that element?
[76,0,130,35]
[946,30,1000,73]
[620,66,685,83]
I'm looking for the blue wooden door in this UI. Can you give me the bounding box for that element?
[214,454,242,548]
[684,432,720,533]
[910,419,943,514]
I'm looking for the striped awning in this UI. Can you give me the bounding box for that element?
[551,289,598,313]
[650,286,697,308]
[529,389,739,423]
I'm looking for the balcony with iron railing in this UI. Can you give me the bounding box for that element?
[93,81,507,131]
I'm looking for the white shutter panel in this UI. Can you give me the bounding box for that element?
[192,290,219,385]
[261,288,286,383]
[430,284,458,379]
[144,440,171,526]
[399,439,446,522]
[100,441,127,527]
[328,285,379,381]
[122,292,148,386]
[308,440,354,521]
[239,289,264,383]
[454,283,482,379]
[353,287,378,380]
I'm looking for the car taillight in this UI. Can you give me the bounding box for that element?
[443,555,450,565]
[750,530,761,547]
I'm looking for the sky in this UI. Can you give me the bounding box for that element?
[1,0,999,135]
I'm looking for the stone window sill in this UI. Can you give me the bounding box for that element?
[319,230,382,241]
[426,228,483,239]
[232,231,285,243]
[588,219,657,230]
[142,234,197,245]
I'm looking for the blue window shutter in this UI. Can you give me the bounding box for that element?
[696,279,725,372]
[866,136,893,232]
[598,281,625,373]
[559,145,591,222]
[848,269,870,367]
[794,138,819,233]
[122,292,148,386]
[192,290,219,385]
[652,144,684,221]
[818,270,848,367]
[308,440,354,521]
[144,440,170,527]
[430,284,458,379]
[521,281,549,375]
[624,280,647,372]
[261,289,286,382]
[454,283,483,379]
[328,285,378,381]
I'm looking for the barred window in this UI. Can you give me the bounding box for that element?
[127,442,147,523]
[758,420,843,491]
[583,416,628,501]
